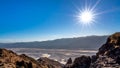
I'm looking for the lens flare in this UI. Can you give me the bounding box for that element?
[79,10,95,24]
[75,0,102,26]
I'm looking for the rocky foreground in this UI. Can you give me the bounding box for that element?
[64,32,120,68]
[0,32,120,68]
[0,48,63,68]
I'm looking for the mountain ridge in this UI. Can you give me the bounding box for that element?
[0,35,108,49]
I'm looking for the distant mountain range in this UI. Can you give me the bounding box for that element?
[0,36,108,49]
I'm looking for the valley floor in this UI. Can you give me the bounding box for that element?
[7,48,97,64]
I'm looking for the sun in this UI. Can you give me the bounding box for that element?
[75,0,102,26]
[79,10,95,24]
[74,0,115,29]
[76,9,96,25]
[76,8,97,26]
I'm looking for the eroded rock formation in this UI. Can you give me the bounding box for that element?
[0,48,63,68]
[91,32,120,68]
[65,32,120,68]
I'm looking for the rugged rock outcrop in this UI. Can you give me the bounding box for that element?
[90,56,120,68]
[37,57,63,68]
[0,48,63,68]
[97,32,120,57]
[64,58,72,67]
[64,56,91,68]
[73,56,91,68]
[64,58,72,68]
[91,32,120,68]
[64,32,120,68]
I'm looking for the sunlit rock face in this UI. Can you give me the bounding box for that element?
[91,32,120,68]
[97,32,120,57]
[64,32,120,68]
[0,48,41,68]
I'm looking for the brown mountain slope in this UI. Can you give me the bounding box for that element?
[0,48,63,68]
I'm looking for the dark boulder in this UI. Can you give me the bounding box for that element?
[72,56,91,68]
[64,58,73,68]
[16,60,33,68]
[66,58,72,64]
[64,56,91,68]
[91,55,98,63]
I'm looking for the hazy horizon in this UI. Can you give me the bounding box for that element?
[0,34,109,43]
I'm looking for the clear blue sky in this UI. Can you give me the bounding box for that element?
[0,0,120,42]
